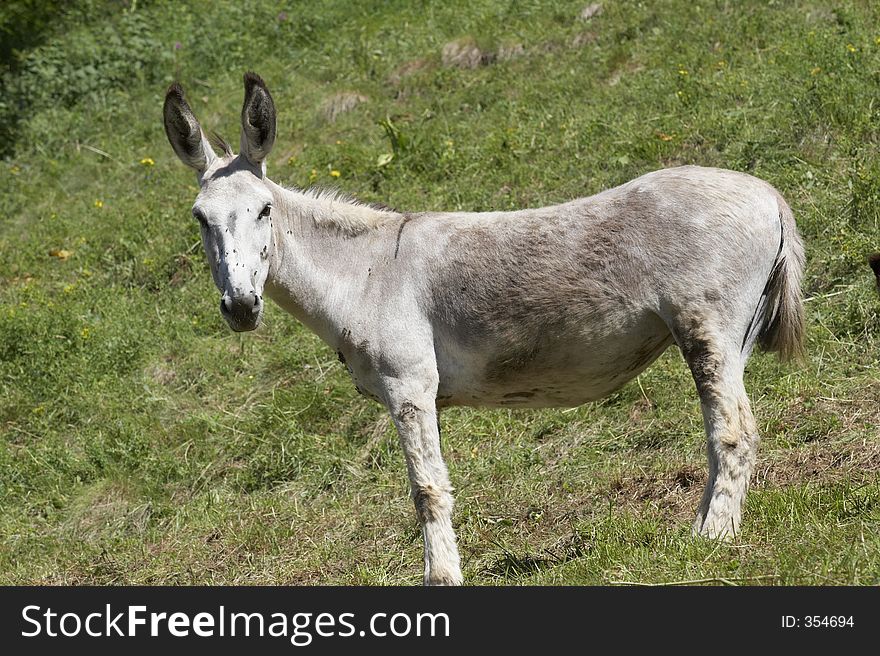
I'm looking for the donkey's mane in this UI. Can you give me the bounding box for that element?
[279,184,401,236]
[205,136,401,236]
[210,132,234,157]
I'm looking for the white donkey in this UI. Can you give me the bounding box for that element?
[164,73,805,585]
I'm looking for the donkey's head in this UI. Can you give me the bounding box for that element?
[163,72,277,332]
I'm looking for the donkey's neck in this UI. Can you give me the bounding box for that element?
[263,179,402,345]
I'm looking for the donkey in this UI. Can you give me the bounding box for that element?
[163,73,805,585]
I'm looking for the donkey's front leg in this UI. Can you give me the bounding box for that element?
[384,379,462,586]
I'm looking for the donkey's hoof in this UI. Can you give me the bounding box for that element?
[425,570,463,586]
[693,516,737,541]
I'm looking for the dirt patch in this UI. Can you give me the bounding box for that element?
[579,3,603,21]
[497,42,526,61]
[168,254,192,287]
[600,436,880,520]
[441,37,494,69]
[146,355,177,386]
[319,92,368,122]
[607,62,645,86]
[570,31,598,49]
[440,25,597,72]
[804,7,838,23]
[627,396,654,423]
[606,464,704,518]
[482,531,591,578]
[756,440,880,489]
[774,390,880,442]
[387,58,431,86]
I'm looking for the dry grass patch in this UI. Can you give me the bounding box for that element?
[441,37,493,69]
[319,91,369,122]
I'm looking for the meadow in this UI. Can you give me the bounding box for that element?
[1,0,878,585]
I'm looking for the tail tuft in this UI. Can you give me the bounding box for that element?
[757,192,806,362]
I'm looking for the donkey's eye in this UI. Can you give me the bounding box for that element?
[258,205,271,220]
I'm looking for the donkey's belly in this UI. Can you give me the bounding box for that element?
[435,323,674,409]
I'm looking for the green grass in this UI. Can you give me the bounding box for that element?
[1,0,878,585]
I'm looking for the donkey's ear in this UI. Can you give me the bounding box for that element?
[240,72,276,168]
[163,82,216,172]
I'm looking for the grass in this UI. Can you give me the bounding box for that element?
[0,0,878,585]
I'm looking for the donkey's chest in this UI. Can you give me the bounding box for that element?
[335,344,384,404]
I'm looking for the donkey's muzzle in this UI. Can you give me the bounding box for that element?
[220,291,262,331]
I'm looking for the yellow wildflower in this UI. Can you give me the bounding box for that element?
[49,248,72,261]
[94,199,103,208]
[846,43,857,53]
[330,169,341,178]
[810,66,821,75]
[140,157,155,167]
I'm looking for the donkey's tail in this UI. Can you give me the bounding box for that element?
[755,190,806,361]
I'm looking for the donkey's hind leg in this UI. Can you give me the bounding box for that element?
[676,322,760,539]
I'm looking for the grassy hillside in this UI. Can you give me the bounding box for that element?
[1,0,878,585]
